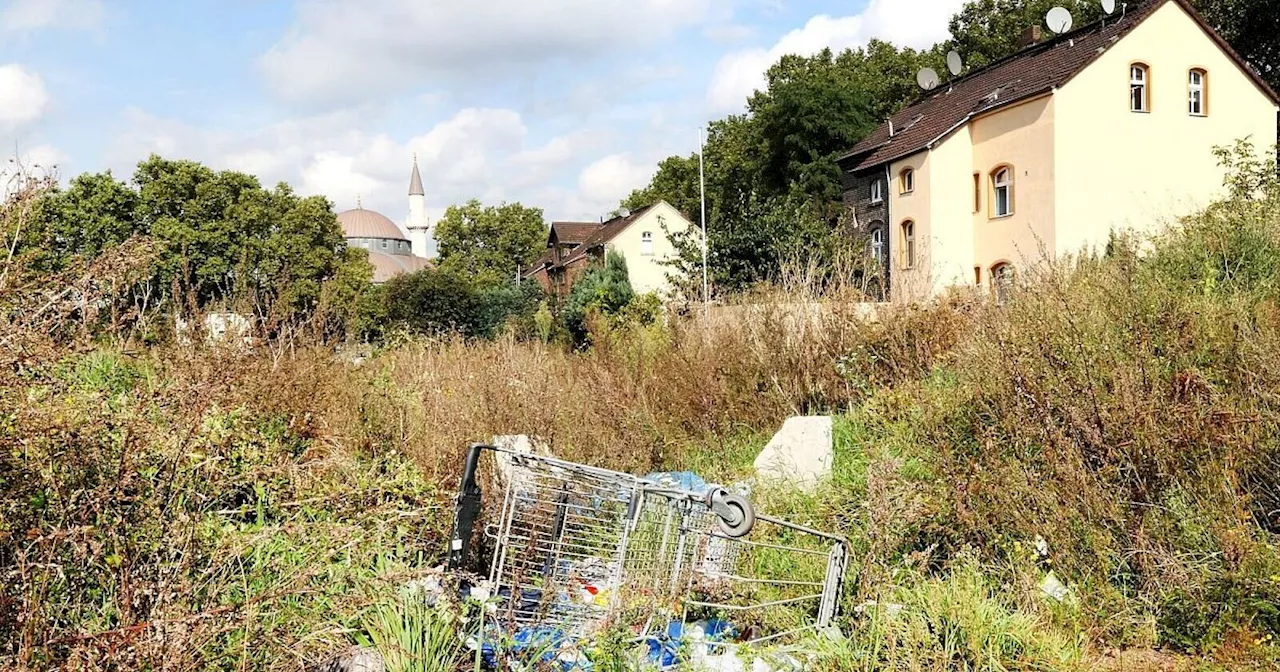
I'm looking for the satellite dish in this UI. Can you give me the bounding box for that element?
[947,50,964,76]
[1101,0,1116,14]
[1046,6,1074,33]
[916,67,941,91]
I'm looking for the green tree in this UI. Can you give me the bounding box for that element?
[383,268,484,337]
[621,154,702,219]
[22,171,140,273]
[750,48,879,203]
[947,0,1105,69]
[836,39,947,122]
[19,154,369,334]
[434,199,548,289]
[131,155,351,313]
[1192,0,1280,93]
[561,251,635,345]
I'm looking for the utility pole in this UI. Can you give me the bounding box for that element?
[699,127,709,317]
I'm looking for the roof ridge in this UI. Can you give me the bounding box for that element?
[916,0,1160,104]
[839,0,1170,168]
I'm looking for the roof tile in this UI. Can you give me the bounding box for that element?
[839,0,1272,172]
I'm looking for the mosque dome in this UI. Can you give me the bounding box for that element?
[337,208,408,241]
[367,250,432,283]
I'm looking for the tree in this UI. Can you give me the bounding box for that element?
[19,154,370,334]
[621,154,702,219]
[835,40,947,122]
[750,49,879,204]
[1192,0,1280,93]
[947,0,1104,70]
[434,199,548,289]
[561,251,635,345]
[23,171,139,273]
[383,268,484,337]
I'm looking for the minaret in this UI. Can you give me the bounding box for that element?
[406,155,434,259]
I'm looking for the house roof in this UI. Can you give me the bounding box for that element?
[521,204,665,279]
[840,0,1279,172]
[561,205,657,265]
[549,221,601,246]
[523,248,557,276]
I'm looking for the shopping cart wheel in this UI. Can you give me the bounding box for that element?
[708,489,755,538]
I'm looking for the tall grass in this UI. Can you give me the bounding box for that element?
[5,147,1280,669]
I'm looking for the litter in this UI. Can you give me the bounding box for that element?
[446,442,850,668]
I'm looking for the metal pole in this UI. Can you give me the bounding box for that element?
[698,128,709,316]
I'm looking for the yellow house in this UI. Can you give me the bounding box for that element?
[522,200,696,299]
[838,0,1279,303]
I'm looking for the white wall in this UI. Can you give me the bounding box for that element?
[605,201,694,297]
[1055,0,1279,256]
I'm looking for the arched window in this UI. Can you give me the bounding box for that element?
[1130,63,1149,113]
[900,168,915,195]
[992,166,1014,218]
[869,224,885,265]
[870,179,884,204]
[1189,69,1207,116]
[991,262,1015,303]
[901,220,916,268]
[641,231,654,255]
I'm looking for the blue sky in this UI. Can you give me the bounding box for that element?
[1,0,966,227]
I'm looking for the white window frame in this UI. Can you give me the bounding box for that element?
[993,167,1013,218]
[870,227,884,262]
[902,221,915,268]
[640,231,654,256]
[900,169,914,195]
[870,179,884,204]
[1189,69,1205,116]
[1130,64,1149,113]
[992,263,1015,303]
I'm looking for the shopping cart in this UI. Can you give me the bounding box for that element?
[447,443,849,654]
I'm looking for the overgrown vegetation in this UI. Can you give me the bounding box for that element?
[6,141,1280,670]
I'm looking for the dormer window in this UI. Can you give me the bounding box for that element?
[900,168,914,195]
[870,179,884,204]
[1189,69,1207,116]
[1130,63,1149,113]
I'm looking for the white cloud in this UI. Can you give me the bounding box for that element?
[707,0,967,112]
[259,0,715,106]
[105,105,641,227]
[578,153,657,206]
[0,64,48,131]
[0,0,105,33]
[20,143,64,169]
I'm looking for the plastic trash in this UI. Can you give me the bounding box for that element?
[644,619,738,669]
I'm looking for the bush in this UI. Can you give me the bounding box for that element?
[561,250,636,345]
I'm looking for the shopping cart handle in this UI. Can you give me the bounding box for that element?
[448,442,490,570]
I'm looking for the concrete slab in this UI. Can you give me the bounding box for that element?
[752,416,833,492]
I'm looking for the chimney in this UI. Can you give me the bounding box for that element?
[1018,25,1043,49]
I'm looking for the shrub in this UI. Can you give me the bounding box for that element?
[561,251,636,345]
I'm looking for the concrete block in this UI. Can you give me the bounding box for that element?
[752,416,832,492]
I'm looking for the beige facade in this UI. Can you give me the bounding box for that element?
[1054,0,1279,255]
[523,200,696,299]
[845,0,1279,304]
[600,201,694,297]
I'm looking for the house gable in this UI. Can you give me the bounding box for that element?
[1053,0,1280,251]
[839,0,1275,176]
